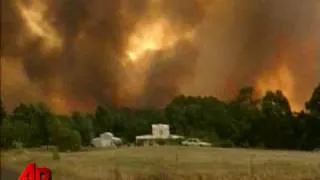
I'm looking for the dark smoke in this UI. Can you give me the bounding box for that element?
[1,0,319,112]
[190,0,320,106]
[231,0,318,83]
[22,0,128,107]
[140,40,199,107]
[161,0,206,29]
[1,0,24,57]
[137,0,206,107]
[2,0,136,111]
[1,0,205,112]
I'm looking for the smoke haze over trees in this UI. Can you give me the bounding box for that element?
[1,0,320,114]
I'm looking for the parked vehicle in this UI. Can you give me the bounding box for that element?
[181,138,212,147]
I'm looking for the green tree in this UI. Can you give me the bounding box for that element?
[0,117,14,149]
[228,86,261,147]
[48,117,82,152]
[93,106,110,136]
[10,103,52,147]
[72,111,94,146]
[259,90,295,149]
[11,120,32,147]
[2,84,320,151]
[33,103,52,147]
[306,83,320,116]
[55,128,82,152]
[166,95,238,144]
[298,83,320,150]
[295,111,320,150]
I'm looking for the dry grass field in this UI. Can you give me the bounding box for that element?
[1,146,320,180]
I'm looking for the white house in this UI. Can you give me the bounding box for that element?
[152,124,170,139]
[135,124,184,145]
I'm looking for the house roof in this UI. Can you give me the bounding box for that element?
[136,134,154,140]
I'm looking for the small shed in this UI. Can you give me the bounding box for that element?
[135,124,184,146]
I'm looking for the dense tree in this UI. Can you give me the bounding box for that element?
[92,105,111,136]
[9,103,52,147]
[306,83,320,115]
[300,83,320,150]
[227,86,261,147]
[0,117,14,148]
[33,103,52,147]
[166,95,240,146]
[259,90,295,149]
[1,83,319,151]
[48,117,82,151]
[72,111,94,146]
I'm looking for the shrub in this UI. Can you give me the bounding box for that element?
[135,139,143,146]
[219,139,234,148]
[13,141,24,149]
[0,118,15,149]
[52,147,60,160]
[52,127,82,152]
[167,138,183,145]
[155,139,166,145]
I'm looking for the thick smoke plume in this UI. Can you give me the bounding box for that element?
[182,0,320,110]
[1,0,319,113]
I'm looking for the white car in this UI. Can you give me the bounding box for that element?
[181,138,212,147]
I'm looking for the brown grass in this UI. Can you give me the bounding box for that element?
[2,146,320,180]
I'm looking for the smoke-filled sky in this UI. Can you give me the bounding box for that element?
[1,0,320,114]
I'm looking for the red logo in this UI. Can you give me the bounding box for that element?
[18,163,52,180]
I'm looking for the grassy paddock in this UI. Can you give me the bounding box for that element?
[2,146,320,180]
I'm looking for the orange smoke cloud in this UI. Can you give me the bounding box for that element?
[2,0,205,113]
[1,0,319,113]
[121,5,197,106]
[255,41,297,110]
[256,33,318,111]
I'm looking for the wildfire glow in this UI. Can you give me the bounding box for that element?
[121,13,196,104]
[125,18,195,62]
[256,38,299,111]
[256,33,318,112]
[256,62,299,110]
[16,0,62,51]
[46,85,95,114]
[43,77,69,114]
[5,0,315,113]
[48,92,69,114]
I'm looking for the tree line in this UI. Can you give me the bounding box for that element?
[1,84,319,151]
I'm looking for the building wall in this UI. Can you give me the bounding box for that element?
[152,124,170,139]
